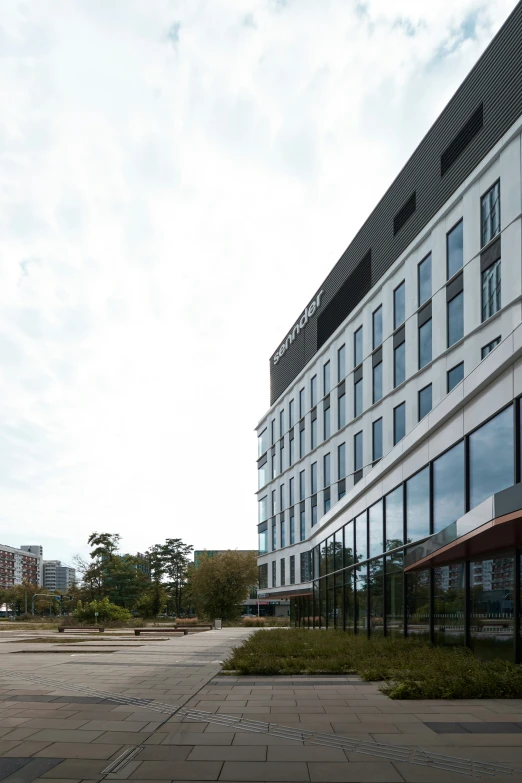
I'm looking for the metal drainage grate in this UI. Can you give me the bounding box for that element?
[1,669,521,779]
[101,746,144,774]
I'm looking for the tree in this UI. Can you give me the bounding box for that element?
[187,550,258,621]
[149,539,193,616]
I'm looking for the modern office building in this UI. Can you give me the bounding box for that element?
[256,3,522,662]
[0,544,41,588]
[42,560,76,591]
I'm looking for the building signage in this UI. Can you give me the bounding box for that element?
[273,290,324,365]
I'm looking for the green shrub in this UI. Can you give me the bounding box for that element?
[74,598,131,623]
[223,629,522,699]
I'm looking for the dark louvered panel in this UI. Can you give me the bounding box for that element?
[441,104,484,176]
[316,251,371,349]
[393,193,416,236]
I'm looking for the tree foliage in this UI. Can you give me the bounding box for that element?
[187,550,258,621]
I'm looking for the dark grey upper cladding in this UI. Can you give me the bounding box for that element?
[269,1,522,405]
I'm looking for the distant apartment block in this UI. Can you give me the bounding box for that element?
[0,544,41,588]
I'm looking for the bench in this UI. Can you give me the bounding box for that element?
[58,626,105,633]
[176,626,212,632]
[134,628,187,636]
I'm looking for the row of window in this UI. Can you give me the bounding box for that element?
[258,181,502,468]
[292,552,520,663]
[262,401,516,589]
[259,334,507,531]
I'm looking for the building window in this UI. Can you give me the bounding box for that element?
[301,551,311,582]
[299,470,305,501]
[481,181,500,247]
[258,564,268,589]
[394,281,405,330]
[272,561,276,588]
[447,362,464,392]
[280,484,285,511]
[271,490,276,515]
[354,377,363,417]
[272,449,277,479]
[280,558,286,586]
[271,419,276,445]
[279,410,284,437]
[289,433,294,466]
[301,509,306,538]
[418,318,432,369]
[311,417,317,449]
[290,513,295,544]
[289,477,294,506]
[394,340,405,387]
[372,306,382,349]
[406,467,430,542]
[418,253,431,306]
[281,518,286,548]
[289,399,294,429]
[338,442,346,479]
[258,526,268,555]
[393,402,405,445]
[482,336,501,359]
[447,220,463,279]
[482,259,501,321]
[433,441,464,534]
[372,418,383,462]
[354,430,363,483]
[258,458,267,489]
[311,504,317,527]
[311,462,317,494]
[418,384,432,421]
[258,428,268,457]
[338,344,346,383]
[310,375,317,407]
[323,453,331,487]
[279,439,284,472]
[299,388,305,419]
[354,327,363,367]
[385,486,403,548]
[324,494,331,514]
[299,427,305,459]
[272,520,277,550]
[258,496,268,523]
[338,390,346,429]
[469,405,513,509]
[323,401,330,440]
[372,360,382,403]
[289,555,295,585]
[447,291,463,347]
[323,361,330,395]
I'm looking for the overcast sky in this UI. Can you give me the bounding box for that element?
[0,0,518,566]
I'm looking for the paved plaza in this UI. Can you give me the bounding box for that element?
[0,628,521,782]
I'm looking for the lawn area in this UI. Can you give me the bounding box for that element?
[223,629,522,700]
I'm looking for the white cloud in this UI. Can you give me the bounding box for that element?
[0,0,517,563]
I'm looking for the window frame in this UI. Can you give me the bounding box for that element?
[480,179,501,249]
[372,305,383,350]
[418,383,433,422]
[393,280,405,330]
[417,252,432,306]
[393,402,406,445]
[447,361,464,393]
[446,218,464,281]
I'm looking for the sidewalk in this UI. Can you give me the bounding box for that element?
[0,628,521,782]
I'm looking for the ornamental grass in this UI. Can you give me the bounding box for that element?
[223,629,522,699]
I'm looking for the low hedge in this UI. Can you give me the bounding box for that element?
[223,629,522,699]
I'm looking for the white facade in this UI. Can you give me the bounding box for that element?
[256,115,522,595]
